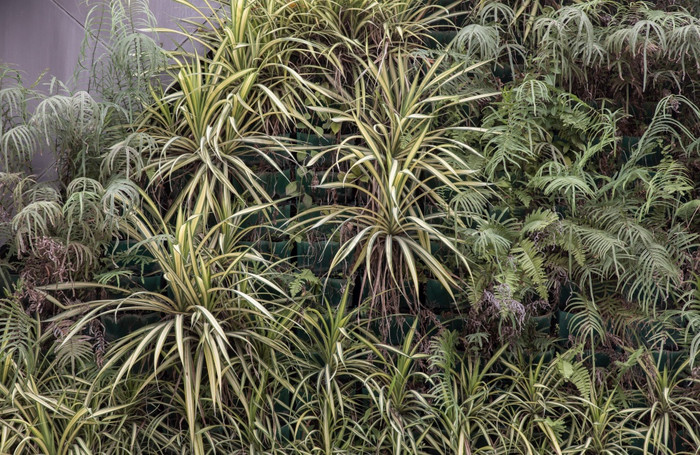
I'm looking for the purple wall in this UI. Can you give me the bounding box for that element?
[0,0,205,91]
[1,0,208,176]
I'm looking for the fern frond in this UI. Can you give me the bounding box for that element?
[531,161,596,210]
[101,132,156,180]
[1,124,38,170]
[521,209,559,235]
[557,352,592,401]
[514,239,547,299]
[0,297,35,376]
[470,216,515,258]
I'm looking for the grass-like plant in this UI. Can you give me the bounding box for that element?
[133,0,334,219]
[626,356,700,454]
[294,52,496,322]
[427,331,510,453]
[50,190,293,454]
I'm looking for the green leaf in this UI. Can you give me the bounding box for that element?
[285,181,299,196]
[302,194,313,208]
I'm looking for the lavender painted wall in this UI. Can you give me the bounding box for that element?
[0,0,204,90]
[0,0,207,176]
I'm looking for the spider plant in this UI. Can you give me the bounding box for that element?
[0,296,137,455]
[498,352,582,454]
[566,382,642,455]
[284,294,379,452]
[294,52,496,323]
[271,0,447,89]
[426,331,510,454]
[50,190,293,455]
[680,275,700,368]
[362,320,434,452]
[627,356,700,454]
[139,0,324,218]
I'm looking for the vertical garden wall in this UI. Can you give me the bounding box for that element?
[0,1,699,453]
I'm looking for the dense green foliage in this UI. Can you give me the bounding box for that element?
[1,0,699,453]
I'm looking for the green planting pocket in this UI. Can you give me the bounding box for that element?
[296,170,351,204]
[557,310,611,346]
[297,241,347,274]
[492,64,514,83]
[296,132,338,169]
[323,277,351,307]
[532,350,555,364]
[101,312,161,341]
[627,101,659,123]
[558,310,581,344]
[2,273,20,294]
[421,204,452,227]
[371,316,417,346]
[531,312,555,334]
[425,279,456,310]
[429,241,453,262]
[109,240,158,273]
[259,169,292,199]
[426,31,458,49]
[110,273,163,293]
[557,283,577,310]
[129,274,163,292]
[353,281,421,314]
[295,208,336,236]
[581,350,612,369]
[651,349,686,372]
[296,132,335,147]
[240,240,293,260]
[618,136,663,166]
[633,318,684,351]
[242,203,292,233]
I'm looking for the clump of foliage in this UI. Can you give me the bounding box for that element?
[0,0,699,453]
